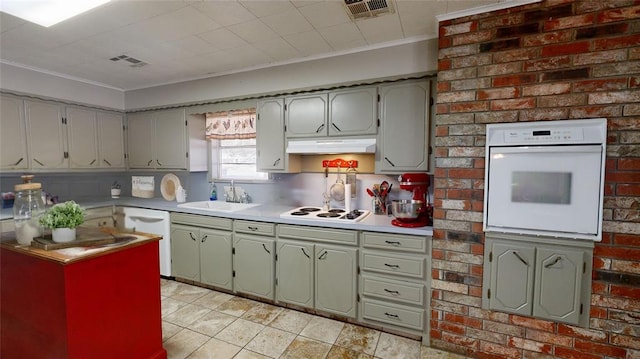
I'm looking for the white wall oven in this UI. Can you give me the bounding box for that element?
[483,119,607,241]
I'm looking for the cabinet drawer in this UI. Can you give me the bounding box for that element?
[362,232,428,253]
[361,251,425,279]
[234,220,275,236]
[361,275,424,306]
[278,225,357,245]
[170,212,232,230]
[362,299,424,331]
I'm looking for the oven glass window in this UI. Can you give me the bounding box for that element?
[511,171,571,204]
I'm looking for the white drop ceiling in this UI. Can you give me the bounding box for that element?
[0,0,507,91]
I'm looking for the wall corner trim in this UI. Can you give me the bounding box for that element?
[436,0,542,22]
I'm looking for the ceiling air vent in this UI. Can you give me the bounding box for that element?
[109,54,148,68]
[343,0,394,20]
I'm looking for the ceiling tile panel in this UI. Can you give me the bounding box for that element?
[297,1,352,29]
[227,19,279,44]
[318,22,367,51]
[191,1,257,27]
[283,30,333,57]
[239,0,295,18]
[198,28,249,51]
[355,13,403,44]
[261,8,313,36]
[252,37,301,61]
[396,0,447,38]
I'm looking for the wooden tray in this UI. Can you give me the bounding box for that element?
[31,228,136,250]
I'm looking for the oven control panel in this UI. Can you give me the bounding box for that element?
[504,127,584,143]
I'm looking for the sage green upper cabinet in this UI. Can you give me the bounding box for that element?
[285,93,328,138]
[257,98,286,171]
[127,108,187,170]
[25,99,68,170]
[67,107,99,169]
[284,87,378,138]
[0,95,28,171]
[328,87,377,136]
[376,80,430,173]
[98,112,126,169]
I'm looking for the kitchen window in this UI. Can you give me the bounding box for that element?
[206,109,268,181]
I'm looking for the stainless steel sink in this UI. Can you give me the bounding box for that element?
[177,201,260,212]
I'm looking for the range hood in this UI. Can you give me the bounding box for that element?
[286,138,376,154]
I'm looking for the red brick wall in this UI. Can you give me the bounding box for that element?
[434,1,640,358]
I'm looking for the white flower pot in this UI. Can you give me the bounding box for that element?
[111,188,121,199]
[52,228,76,243]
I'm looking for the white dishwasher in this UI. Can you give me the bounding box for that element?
[116,207,171,277]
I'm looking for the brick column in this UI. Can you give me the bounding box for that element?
[433,1,640,358]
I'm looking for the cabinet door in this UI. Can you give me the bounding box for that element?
[0,95,28,170]
[154,109,187,169]
[98,112,125,169]
[256,98,286,171]
[489,241,535,316]
[533,247,583,324]
[276,240,314,308]
[285,93,328,138]
[67,107,99,168]
[200,228,233,290]
[376,81,429,173]
[329,87,377,136]
[170,225,200,281]
[25,100,67,169]
[127,112,154,168]
[233,234,275,300]
[315,244,357,318]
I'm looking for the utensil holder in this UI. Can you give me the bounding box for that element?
[372,198,385,215]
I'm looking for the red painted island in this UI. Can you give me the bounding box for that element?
[1,228,167,359]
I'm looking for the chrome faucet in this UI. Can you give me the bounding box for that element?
[227,180,236,203]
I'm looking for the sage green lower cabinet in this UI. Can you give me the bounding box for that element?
[358,232,430,341]
[483,235,593,328]
[233,220,276,300]
[277,224,358,319]
[315,244,357,318]
[170,213,233,290]
[276,240,314,308]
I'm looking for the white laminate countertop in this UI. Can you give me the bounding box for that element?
[1,197,433,237]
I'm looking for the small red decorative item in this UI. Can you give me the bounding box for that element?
[322,159,358,168]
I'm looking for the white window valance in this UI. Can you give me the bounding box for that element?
[205,109,256,140]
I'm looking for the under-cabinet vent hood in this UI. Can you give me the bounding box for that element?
[286,138,376,154]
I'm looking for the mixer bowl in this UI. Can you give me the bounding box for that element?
[391,200,423,222]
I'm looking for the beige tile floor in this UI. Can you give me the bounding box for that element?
[161,279,470,359]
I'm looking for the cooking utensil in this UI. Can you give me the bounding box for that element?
[366,188,375,197]
[391,199,424,222]
[330,165,345,201]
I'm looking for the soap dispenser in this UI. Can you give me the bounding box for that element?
[209,182,217,201]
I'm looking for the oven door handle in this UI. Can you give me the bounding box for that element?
[492,145,602,156]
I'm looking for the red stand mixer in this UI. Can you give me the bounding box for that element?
[391,173,432,228]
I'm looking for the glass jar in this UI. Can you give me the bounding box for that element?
[13,175,45,245]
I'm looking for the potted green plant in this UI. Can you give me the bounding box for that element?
[39,201,85,243]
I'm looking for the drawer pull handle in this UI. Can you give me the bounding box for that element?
[156,159,162,166]
[147,159,153,166]
[13,157,23,166]
[315,123,325,133]
[384,288,400,295]
[544,256,562,268]
[201,234,207,243]
[248,226,258,231]
[385,240,401,245]
[33,158,45,166]
[318,251,328,260]
[384,263,400,269]
[301,248,310,258]
[273,158,281,166]
[189,233,197,241]
[384,157,396,167]
[262,243,271,254]
[513,251,528,266]
[332,123,341,132]
[384,312,399,318]
[103,159,112,166]
[89,159,96,165]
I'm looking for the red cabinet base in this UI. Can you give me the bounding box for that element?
[1,239,167,359]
